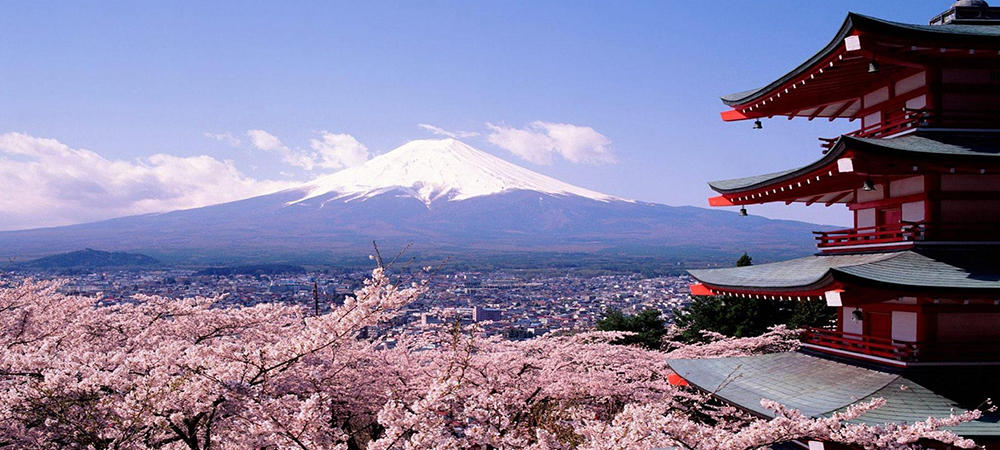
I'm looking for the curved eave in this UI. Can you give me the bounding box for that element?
[690,248,1000,301]
[689,281,834,301]
[707,132,1000,206]
[720,13,1000,118]
[708,138,849,195]
[720,13,857,107]
[830,269,1000,297]
[684,252,890,296]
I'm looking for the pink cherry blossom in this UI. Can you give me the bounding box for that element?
[0,270,982,450]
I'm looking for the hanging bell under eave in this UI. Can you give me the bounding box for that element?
[739,206,748,217]
[753,119,763,130]
[868,59,880,73]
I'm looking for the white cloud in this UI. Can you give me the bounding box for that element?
[247,129,288,152]
[485,121,615,165]
[418,124,480,139]
[485,123,557,165]
[248,129,369,172]
[203,131,241,147]
[0,132,297,231]
[309,132,369,170]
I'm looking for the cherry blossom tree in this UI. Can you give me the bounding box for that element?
[662,325,801,360]
[0,268,984,450]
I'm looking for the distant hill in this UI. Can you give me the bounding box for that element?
[0,139,833,267]
[19,249,161,269]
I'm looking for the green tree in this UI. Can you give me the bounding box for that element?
[596,308,667,350]
[675,296,835,343]
[787,298,836,329]
[736,253,753,267]
[673,296,788,343]
[673,253,835,343]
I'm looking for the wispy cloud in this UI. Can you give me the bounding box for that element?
[418,124,480,139]
[203,131,241,147]
[248,129,369,171]
[485,121,615,165]
[247,129,288,152]
[0,132,296,231]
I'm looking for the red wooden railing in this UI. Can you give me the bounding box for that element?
[801,327,1000,363]
[813,221,1000,251]
[819,109,1000,150]
[801,327,917,361]
[819,111,922,150]
[813,223,920,249]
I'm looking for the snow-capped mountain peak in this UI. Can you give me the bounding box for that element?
[291,138,627,206]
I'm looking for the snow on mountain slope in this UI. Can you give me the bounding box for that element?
[292,138,628,206]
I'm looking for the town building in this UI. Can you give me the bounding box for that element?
[473,305,502,322]
[673,1,1000,448]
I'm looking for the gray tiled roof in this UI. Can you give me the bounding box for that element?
[722,13,1000,106]
[707,132,1000,194]
[836,248,1000,291]
[707,168,803,193]
[668,352,1000,436]
[688,253,898,290]
[689,248,1000,292]
[846,133,1000,158]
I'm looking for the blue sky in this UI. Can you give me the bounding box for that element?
[0,1,955,230]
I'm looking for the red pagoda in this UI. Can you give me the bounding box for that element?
[671,1,1000,448]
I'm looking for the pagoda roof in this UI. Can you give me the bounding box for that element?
[689,248,1000,294]
[668,351,1000,436]
[721,13,1000,108]
[689,252,895,291]
[708,131,1000,195]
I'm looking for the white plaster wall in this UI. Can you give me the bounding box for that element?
[863,111,882,130]
[937,313,1000,341]
[890,176,924,197]
[856,208,876,228]
[901,201,925,223]
[843,307,863,335]
[891,311,918,342]
[905,95,927,110]
[856,185,884,203]
[864,86,890,107]
[895,72,926,96]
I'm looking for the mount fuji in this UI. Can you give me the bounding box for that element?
[0,139,825,265]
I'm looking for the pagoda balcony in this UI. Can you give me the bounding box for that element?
[819,109,1000,151]
[801,327,1000,366]
[813,221,1000,253]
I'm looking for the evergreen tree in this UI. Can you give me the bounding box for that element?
[674,253,835,343]
[673,296,788,343]
[596,308,667,350]
[787,297,836,329]
[736,252,753,267]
